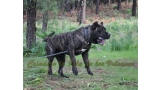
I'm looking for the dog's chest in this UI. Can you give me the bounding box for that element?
[80,49,87,52]
[75,43,90,55]
[75,48,87,55]
[78,44,89,53]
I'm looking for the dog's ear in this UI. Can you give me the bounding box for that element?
[93,21,99,26]
[91,21,99,30]
[100,22,103,26]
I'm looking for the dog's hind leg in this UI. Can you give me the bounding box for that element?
[47,56,54,75]
[46,44,55,75]
[56,54,69,78]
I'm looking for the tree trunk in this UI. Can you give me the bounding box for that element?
[117,0,121,10]
[132,0,137,16]
[42,11,48,32]
[96,0,99,14]
[26,0,36,49]
[72,1,75,11]
[75,0,78,9]
[62,0,65,15]
[65,0,71,12]
[77,0,82,25]
[112,0,116,3]
[108,0,111,6]
[125,0,128,5]
[90,0,94,13]
[61,0,64,10]
[23,11,26,15]
[82,0,86,23]
[62,0,65,30]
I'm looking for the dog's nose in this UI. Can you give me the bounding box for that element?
[108,34,111,39]
[108,33,111,36]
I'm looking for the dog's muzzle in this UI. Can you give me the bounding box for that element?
[97,34,110,45]
[108,33,111,39]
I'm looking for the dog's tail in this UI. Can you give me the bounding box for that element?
[43,32,55,42]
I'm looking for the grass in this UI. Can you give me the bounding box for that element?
[23,48,138,90]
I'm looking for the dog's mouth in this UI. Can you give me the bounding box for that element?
[97,37,106,45]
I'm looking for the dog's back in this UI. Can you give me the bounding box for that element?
[44,27,89,52]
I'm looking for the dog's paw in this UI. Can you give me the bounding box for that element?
[72,66,78,75]
[74,70,78,75]
[48,71,53,75]
[60,74,69,78]
[88,71,93,76]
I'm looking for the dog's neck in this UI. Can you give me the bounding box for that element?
[83,26,91,44]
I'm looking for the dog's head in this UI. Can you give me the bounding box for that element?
[90,21,110,45]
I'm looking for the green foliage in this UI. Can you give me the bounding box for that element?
[108,34,133,51]
[23,42,46,57]
[126,9,132,14]
[23,68,47,87]
[31,47,39,53]
[37,0,58,10]
[104,17,138,51]
[23,46,31,57]
[36,31,48,39]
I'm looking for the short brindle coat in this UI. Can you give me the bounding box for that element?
[44,22,110,78]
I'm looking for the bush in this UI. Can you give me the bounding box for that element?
[104,17,138,51]
[23,42,46,57]
[108,34,133,51]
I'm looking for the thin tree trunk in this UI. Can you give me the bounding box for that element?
[82,0,86,23]
[132,0,137,16]
[75,0,78,9]
[61,0,64,10]
[77,2,80,22]
[117,0,121,10]
[62,0,65,15]
[42,11,48,32]
[23,11,26,15]
[72,0,75,11]
[112,0,116,3]
[125,0,128,5]
[26,0,36,49]
[77,0,82,25]
[65,0,71,12]
[108,0,111,6]
[90,0,94,13]
[62,0,65,30]
[96,0,99,14]
[79,0,83,25]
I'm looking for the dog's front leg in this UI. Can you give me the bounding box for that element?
[68,50,78,75]
[82,52,93,75]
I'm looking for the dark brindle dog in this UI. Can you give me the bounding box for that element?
[44,21,110,78]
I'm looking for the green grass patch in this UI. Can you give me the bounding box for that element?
[23,48,138,89]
